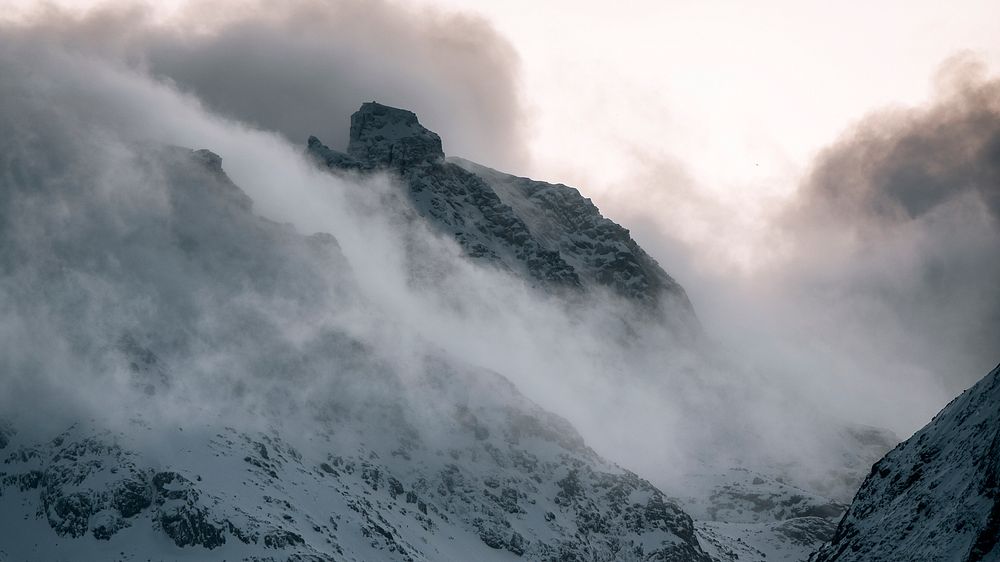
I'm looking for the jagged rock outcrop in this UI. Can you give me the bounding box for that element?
[811,364,1000,562]
[308,102,696,324]
[346,103,444,167]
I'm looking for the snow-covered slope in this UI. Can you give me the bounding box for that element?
[812,364,1000,562]
[307,102,696,327]
[697,518,838,562]
[0,368,711,562]
[676,467,845,524]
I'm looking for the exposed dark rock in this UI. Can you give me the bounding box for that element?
[153,471,227,549]
[48,492,93,538]
[112,476,152,518]
[773,516,837,545]
[457,158,696,318]
[347,102,444,167]
[263,529,305,549]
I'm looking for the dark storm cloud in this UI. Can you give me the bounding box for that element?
[5,0,528,170]
[796,53,1000,225]
[599,54,1000,437]
[781,53,1000,393]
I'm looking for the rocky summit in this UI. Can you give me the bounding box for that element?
[346,102,444,167]
[308,102,696,326]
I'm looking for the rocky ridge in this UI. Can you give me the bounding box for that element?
[308,102,695,324]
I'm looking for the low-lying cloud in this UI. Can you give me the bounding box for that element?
[610,53,1000,435]
[798,53,999,224]
[782,53,1000,400]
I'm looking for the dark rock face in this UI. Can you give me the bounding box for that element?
[307,102,697,324]
[347,102,444,167]
[457,158,696,316]
[0,422,12,450]
[153,471,227,549]
[812,364,1000,562]
[309,124,582,291]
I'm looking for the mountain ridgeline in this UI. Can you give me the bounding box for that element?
[307,102,697,330]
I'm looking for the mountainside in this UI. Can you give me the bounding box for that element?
[0,96,911,562]
[812,364,1000,562]
[0,363,711,562]
[0,133,713,561]
[307,102,696,327]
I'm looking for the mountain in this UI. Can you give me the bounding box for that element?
[0,132,713,560]
[0,360,712,562]
[307,102,697,330]
[811,364,1000,562]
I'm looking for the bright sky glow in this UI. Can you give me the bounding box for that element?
[426,0,1000,271]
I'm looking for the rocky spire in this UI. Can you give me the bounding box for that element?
[346,102,444,167]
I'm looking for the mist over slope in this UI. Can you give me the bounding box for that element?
[0,141,714,560]
[0,42,721,554]
[0,4,995,561]
[0,26,864,559]
[5,0,994,454]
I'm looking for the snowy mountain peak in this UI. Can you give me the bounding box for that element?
[347,101,444,167]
